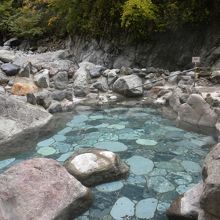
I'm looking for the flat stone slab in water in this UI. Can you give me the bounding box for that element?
[37,138,55,148]
[110,197,135,220]
[148,176,175,193]
[135,198,158,219]
[53,134,66,142]
[94,141,128,152]
[181,160,201,173]
[107,124,125,130]
[136,139,157,146]
[37,147,56,156]
[96,181,124,192]
[126,156,154,175]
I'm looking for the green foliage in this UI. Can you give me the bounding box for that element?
[0,0,219,40]
[121,0,157,37]
[9,7,45,38]
[0,0,14,35]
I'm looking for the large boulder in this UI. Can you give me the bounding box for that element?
[53,71,68,90]
[93,76,108,92]
[64,149,129,187]
[0,69,9,85]
[0,158,92,220]
[0,94,52,155]
[177,94,218,128]
[113,74,143,97]
[200,143,220,218]
[0,49,18,63]
[1,63,20,76]
[167,183,203,220]
[73,64,89,97]
[34,69,50,88]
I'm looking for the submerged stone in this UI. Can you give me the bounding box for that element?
[135,198,158,219]
[0,158,15,170]
[127,174,146,186]
[149,168,167,176]
[110,197,135,220]
[148,176,175,193]
[136,139,157,146]
[96,181,124,192]
[57,127,72,135]
[37,147,56,156]
[57,152,73,162]
[53,134,66,142]
[107,124,125,130]
[157,202,170,213]
[94,141,128,152]
[155,161,184,172]
[181,160,201,173]
[37,138,55,148]
[126,156,154,175]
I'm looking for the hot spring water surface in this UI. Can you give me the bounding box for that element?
[0,107,215,220]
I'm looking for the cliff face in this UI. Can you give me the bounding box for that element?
[69,22,220,71]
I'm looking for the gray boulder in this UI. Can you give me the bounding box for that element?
[0,158,92,220]
[35,90,52,109]
[64,149,129,187]
[1,63,20,76]
[93,76,108,92]
[167,183,203,220]
[0,94,52,154]
[89,64,104,78]
[34,69,50,88]
[48,101,62,114]
[73,65,89,97]
[53,71,68,90]
[0,69,9,85]
[103,69,119,87]
[113,74,143,97]
[18,62,33,77]
[178,94,218,128]
[200,143,220,218]
[169,87,183,112]
[0,49,18,63]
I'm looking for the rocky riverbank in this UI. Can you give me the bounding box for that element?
[0,46,220,219]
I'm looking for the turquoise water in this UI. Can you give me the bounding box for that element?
[0,107,215,220]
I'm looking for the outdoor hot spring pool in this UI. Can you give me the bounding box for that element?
[0,107,216,220]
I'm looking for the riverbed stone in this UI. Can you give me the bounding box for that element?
[37,138,55,148]
[94,141,128,152]
[53,71,69,90]
[167,183,202,220]
[136,139,158,146]
[96,181,124,192]
[135,198,158,219]
[178,94,218,128]
[181,161,201,173]
[113,75,143,97]
[200,143,220,218]
[126,156,154,175]
[34,69,50,88]
[148,176,175,193]
[1,63,20,76]
[110,197,135,220]
[37,146,56,156]
[64,149,129,186]
[0,158,92,220]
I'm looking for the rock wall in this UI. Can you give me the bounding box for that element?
[68,22,220,71]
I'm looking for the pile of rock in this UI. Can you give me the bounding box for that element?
[167,143,220,220]
[0,148,129,220]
